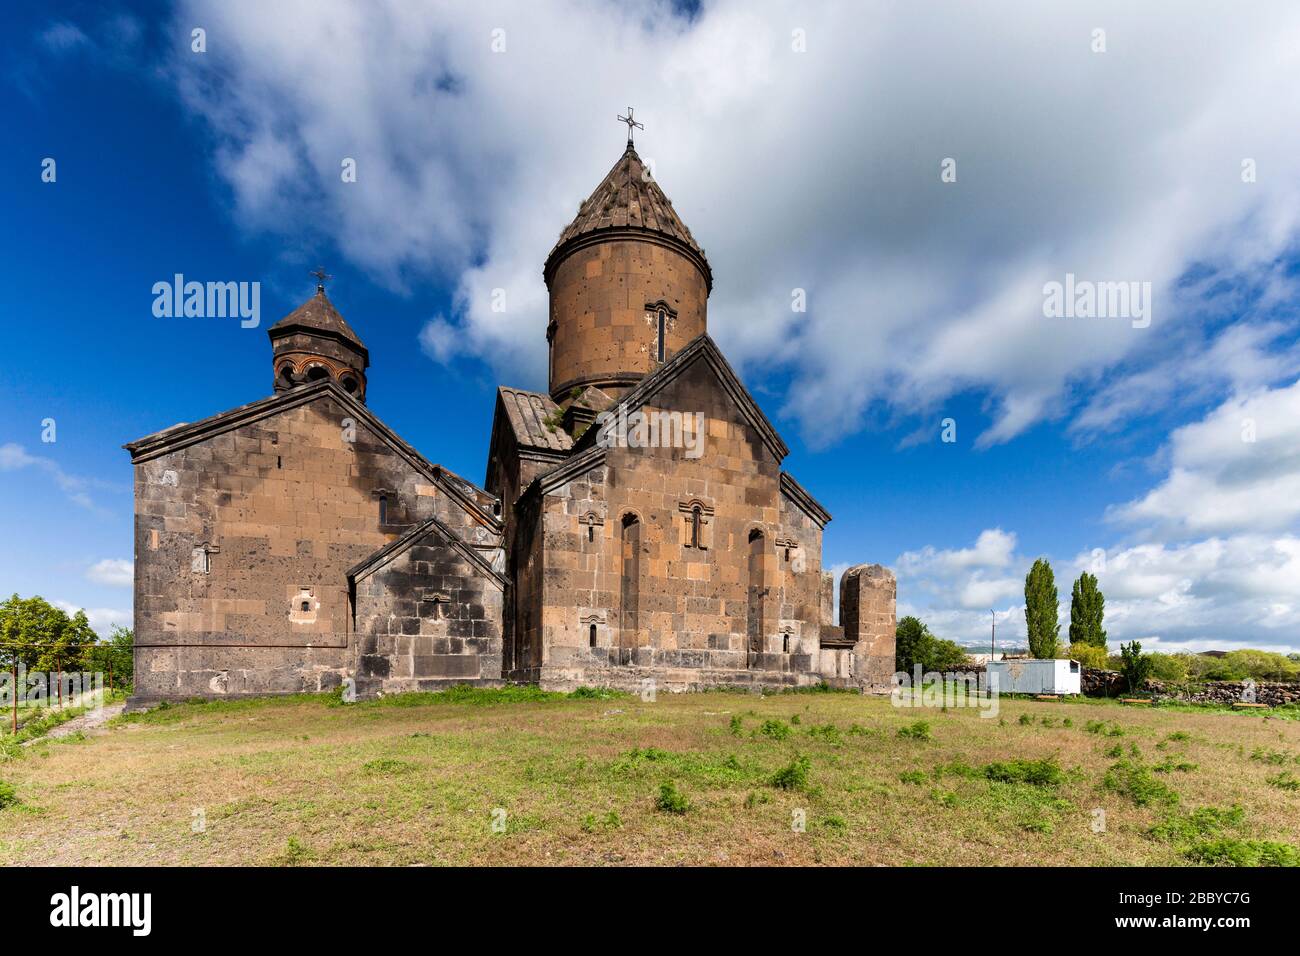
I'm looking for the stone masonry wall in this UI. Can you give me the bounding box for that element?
[547,238,708,399]
[352,526,503,695]
[132,392,500,701]
[531,356,828,691]
[840,564,897,693]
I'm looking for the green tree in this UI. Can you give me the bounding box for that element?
[1068,572,1107,649]
[895,616,930,673]
[0,594,97,672]
[915,636,969,673]
[1119,640,1154,692]
[1147,652,1189,683]
[86,626,133,687]
[1067,642,1110,670]
[896,616,969,674]
[1023,559,1061,659]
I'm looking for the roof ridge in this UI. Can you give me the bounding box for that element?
[123,382,503,533]
[347,513,506,589]
[568,333,789,463]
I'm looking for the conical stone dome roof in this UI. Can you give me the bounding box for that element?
[545,145,710,288]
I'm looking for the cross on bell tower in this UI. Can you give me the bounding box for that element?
[617,107,644,147]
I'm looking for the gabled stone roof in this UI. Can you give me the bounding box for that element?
[347,514,506,591]
[496,386,573,453]
[780,471,832,529]
[545,145,711,287]
[570,333,790,463]
[123,379,502,533]
[268,288,367,358]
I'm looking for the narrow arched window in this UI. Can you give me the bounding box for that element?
[690,505,702,548]
[657,309,667,362]
[378,495,388,525]
[589,623,597,648]
[588,524,595,543]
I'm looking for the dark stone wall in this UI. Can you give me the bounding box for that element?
[131,392,502,701]
[353,525,503,694]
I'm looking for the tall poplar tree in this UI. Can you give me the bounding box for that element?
[1023,559,1060,659]
[1068,572,1107,649]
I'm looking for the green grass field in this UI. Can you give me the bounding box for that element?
[1,686,1298,866]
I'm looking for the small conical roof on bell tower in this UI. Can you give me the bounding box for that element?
[268,286,367,358]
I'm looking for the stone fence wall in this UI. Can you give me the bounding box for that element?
[1081,667,1300,706]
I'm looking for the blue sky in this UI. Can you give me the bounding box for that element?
[5,1,1300,652]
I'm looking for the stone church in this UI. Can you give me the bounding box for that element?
[125,134,896,705]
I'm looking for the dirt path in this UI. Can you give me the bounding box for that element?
[22,701,125,745]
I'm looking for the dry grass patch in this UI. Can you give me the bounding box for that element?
[1,689,1297,866]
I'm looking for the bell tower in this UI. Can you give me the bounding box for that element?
[267,271,369,402]
[544,113,711,401]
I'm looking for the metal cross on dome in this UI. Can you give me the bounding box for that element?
[617,107,644,147]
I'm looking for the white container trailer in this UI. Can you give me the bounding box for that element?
[984,659,1081,695]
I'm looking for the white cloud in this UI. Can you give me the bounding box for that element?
[86,559,133,588]
[39,22,90,54]
[53,601,133,636]
[1065,536,1300,651]
[148,2,1300,653]
[1109,378,1300,536]
[166,0,1300,447]
[897,529,1025,625]
[899,528,1017,575]
[0,442,108,512]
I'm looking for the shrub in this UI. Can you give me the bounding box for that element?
[1147,652,1189,683]
[899,770,927,785]
[897,720,932,741]
[1220,649,1300,682]
[1184,839,1300,867]
[820,815,847,831]
[770,755,812,791]
[759,719,792,740]
[581,811,622,832]
[0,781,18,810]
[568,685,621,700]
[1251,748,1293,765]
[1068,643,1110,670]
[1266,771,1300,792]
[982,757,1065,788]
[1149,805,1245,843]
[1153,758,1197,774]
[1018,713,1033,726]
[655,781,690,814]
[1119,641,1154,693]
[806,723,842,744]
[728,715,743,736]
[1104,760,1179,807]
